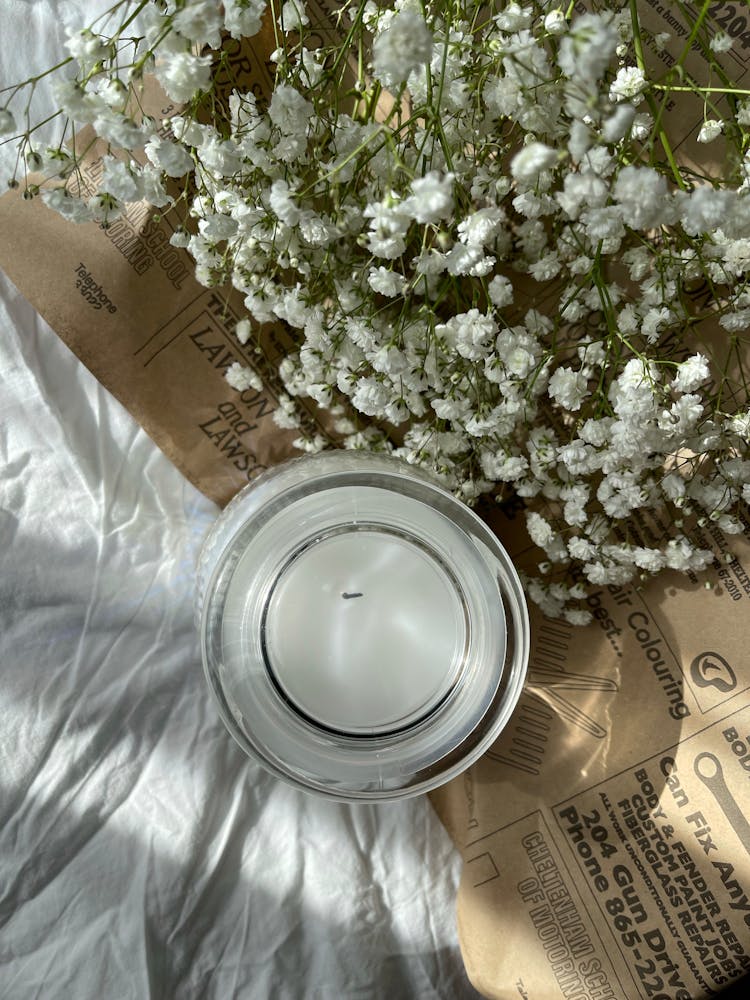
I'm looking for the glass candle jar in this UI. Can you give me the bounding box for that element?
[196,451,529,801]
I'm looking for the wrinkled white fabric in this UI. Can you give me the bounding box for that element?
[0,4,480,997]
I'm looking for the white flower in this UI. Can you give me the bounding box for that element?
[373,10,433,88]
[613,165,669,229]
[226,363,263,392]
[269,179,300,225]
[364,199,410,259]
[557,12,618,84]
[235,319,252,345]
[568,537,595,560]
[680,186,733,235]
[436,309,497,361]
[641,306,672,344]
[664,537,713,572]
[170,231,189,251]
[602,104,636,143]
[198,135,242,176]
[87,192,122,225]
[633,548,667,572]
[224,0,266,38]
[726,411,750,439]
[100,157,139,202]
[556,171,608,218]
[510,142,558,183]
[548,366,588,410]
[495,3,531,31]
[529,251,561,281]
[41,187,94,224]
[171,115,204,147]
[527,511,555,547]
[544,10,567,35]
[698,119,723,144]
[94,110,145,149]
[483,75,521,118]
[565,609,593,626]
[281,1,309,27]
[371,345,407,375]
[609,67,647,105]
[672,354,710,393]
[722,238,750,276]
[659,395,704,434]
[351,377,389,416]
[710,32,733,53]
[402,172,454,224]
[145,135,193,177]
[139,166,171,207]
[173,1,223,48]
[0,108,16,136]
[481,452,528,480]
[269,83,314,135]
[584,563,635,586]
[488,275,514,308]
[458,207,505,247]
[155,51,213,103]
[66,28,110,75]
[368,267,407,297]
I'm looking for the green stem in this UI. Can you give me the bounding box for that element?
[629,0,687,190]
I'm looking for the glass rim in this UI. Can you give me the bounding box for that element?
[197,451,530,801]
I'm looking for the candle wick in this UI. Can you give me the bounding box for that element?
[341,592,363,600]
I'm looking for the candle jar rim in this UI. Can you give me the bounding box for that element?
[197,450,530,801]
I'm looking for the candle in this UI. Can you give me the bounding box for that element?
[264,527,467,734]
[198,452,529,800]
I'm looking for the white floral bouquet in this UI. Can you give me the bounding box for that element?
[2,0,749,623]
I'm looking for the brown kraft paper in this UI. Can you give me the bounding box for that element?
[0,3,749,998]
[429,7,750,996]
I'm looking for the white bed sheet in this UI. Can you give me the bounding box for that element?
[0,4,481,997]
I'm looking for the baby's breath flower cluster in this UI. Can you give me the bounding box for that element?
[3,0,750,623]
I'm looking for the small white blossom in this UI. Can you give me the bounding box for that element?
[602,104,636,143]
[544,10,567,35]
[224,0,266,38]
[269,83,314,136]
[495,3,530,31]
[100,157,139,202]
[548,367,588,410]
[437,310,498,361]
[488,275,514,308]
[155,51,213,103]
[368,267,407,297]
[281,1,309,27]
[5,0,744,624]
[557,12,618,84]
[41,187,94,224]
[0,109,16,136]
[173,2,223,48]
[373,10,433,88]
[93,111,145,150]
[613,166,669,229]
[402,172,454,224]
[609,67,647,105]
[672,354,710,393]
[527,511,555,547]
[145,135,193,177]
[65,28,110,75]
[710,32,733,53]
[510,142,558,183]
[235,319,252,345]
[226,363,263,392]
[697,119,723,144]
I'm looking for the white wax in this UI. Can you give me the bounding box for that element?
[263,529,466,734]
